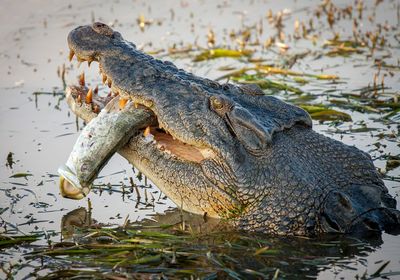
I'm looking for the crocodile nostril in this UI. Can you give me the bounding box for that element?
[92,22,114,36]
[362,217,380,231]
[322,213,341,232]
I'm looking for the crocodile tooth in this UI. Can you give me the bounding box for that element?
[77,94,82,104]
[85,88,93,104]
[77,57,85,68]
[134,103,139,109]
[107,78,112,88]
[79,72,85,86]
[102,74,107,84]
[68,49,75,61]
[119,98,128,109]
[144,126,151,137]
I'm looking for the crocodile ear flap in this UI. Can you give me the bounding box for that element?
[226,106,272,154]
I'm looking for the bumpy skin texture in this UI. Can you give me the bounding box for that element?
[67,23,400,236]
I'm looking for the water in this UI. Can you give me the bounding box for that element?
[0,0,399,279]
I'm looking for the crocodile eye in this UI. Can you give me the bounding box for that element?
[210,96,223,110]
[92,22,114,37]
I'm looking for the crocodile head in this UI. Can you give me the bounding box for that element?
[66,23,400,236]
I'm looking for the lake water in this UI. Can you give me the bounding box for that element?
[0,0,399,279]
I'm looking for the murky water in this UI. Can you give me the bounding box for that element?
[0,0,399,279]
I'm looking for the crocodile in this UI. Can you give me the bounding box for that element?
[65,22,400,236]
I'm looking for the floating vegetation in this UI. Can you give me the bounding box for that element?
[5,152,15,169]
[324,40,365,57]
[386,155,400,172]
[256,65,339,80]
[299,105,352,122]
[238,78,304,95]
[193,48,253,62]
[12,208,396,279]
[0,234,40,248]
[216,65,339,82]
[9,172,33,179]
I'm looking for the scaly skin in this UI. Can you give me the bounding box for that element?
[65,23,400,236]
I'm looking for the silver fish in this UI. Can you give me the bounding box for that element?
[58,91,154,199]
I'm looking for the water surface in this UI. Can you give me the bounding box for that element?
[0,0,399,279]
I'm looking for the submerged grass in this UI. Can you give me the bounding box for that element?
[11,209,393,279]
[0,234,40,248]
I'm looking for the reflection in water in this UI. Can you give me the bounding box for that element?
[61,207,92,239]
[55,207,389,279]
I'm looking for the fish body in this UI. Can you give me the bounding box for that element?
[58,89,154,199]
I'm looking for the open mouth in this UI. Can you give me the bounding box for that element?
[67,49,216,165]
[58,164,90,200]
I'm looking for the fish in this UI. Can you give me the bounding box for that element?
[58,86,155,199]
